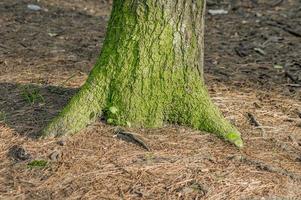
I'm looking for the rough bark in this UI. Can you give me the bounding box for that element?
[42,0,243,147]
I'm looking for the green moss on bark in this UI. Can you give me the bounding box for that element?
[42,0,243,147]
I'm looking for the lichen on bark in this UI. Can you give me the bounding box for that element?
[42,0,243,147]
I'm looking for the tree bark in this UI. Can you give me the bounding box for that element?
[42,0,243,147]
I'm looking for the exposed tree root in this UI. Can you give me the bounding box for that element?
[230,155,301,182]
[269,138,301,163]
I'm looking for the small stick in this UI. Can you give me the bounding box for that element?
[247,112,260,127]
[247,112,266,137]
[266,20,301,38]
[114,128,150,151]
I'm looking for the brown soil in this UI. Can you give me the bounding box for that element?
[0,0,301,199]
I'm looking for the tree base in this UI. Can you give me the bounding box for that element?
[41,0,243,148]
[41,66,243,148]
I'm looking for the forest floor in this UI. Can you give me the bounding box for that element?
[0,0,301,199]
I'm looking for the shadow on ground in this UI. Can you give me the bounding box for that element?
[0,82,77,138]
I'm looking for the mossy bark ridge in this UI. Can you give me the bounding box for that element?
[42,0,243,147]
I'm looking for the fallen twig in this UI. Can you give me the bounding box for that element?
[282,27,301,37]
[285,84,301,87]
[247,112,266,137]
[247,112,261,127]
[267,20,301,38]
[114,129,150,151]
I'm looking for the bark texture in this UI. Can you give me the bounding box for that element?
[42,0,243,147]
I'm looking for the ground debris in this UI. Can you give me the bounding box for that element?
[208,9,228,15]
[285,71,299,84]
[8,145,31,161]
[27,4,41,11]
[247,112,261,127]
[270,0,284,7]
[233,155,301,182]
[247,112,266,137]
[114,128,150,151]
[49,150,61,161]
[57,139,66,146]
[266,20,301,38]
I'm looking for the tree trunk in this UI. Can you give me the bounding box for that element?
[42,0,243,147]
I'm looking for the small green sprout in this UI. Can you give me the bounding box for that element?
[27,160,48,169]
[21,86,44,105]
